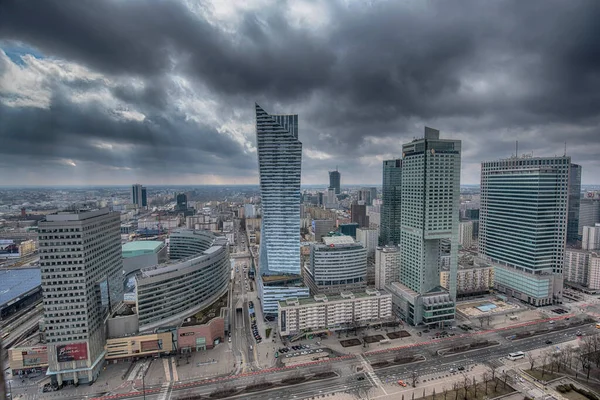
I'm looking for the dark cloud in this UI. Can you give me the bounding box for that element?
[0,0,599,184]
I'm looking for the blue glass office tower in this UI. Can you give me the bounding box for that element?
[255,104,308,315]
[479,156,572,306]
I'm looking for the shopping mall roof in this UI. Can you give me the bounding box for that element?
[122,241,165,258]
[0,268,41,308]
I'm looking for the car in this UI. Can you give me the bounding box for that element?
[316,349,323,353]
[228,337,232,343]
[449,368,456,373]
[398,380,407,387]
[546,340,553,344]
[357,376,365,381]
[457,366,465,371]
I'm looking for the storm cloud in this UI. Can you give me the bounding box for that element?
[0,0,599,185]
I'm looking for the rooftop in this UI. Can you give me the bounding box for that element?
[122,241,165,257]
[323,236,355,245]
[279,289,386,307]
[0,268,41,308]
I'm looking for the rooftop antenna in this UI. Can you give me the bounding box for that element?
[336,165,338,172]
[516,140,519,157]
[564,142,567,156]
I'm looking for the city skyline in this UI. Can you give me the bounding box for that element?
[0,1,599,186]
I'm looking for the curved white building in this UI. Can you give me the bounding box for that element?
[304,235,367,295]
[135,230,229,331]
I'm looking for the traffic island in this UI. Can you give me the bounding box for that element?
[363,334,386,343]
[340,338,362,347]
[387,330,411,339]
[371,354,425,369]
[438,340,500,356]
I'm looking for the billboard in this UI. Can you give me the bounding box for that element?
[0,240,19,259]
[56,343,88,362]
[585,191,600,200]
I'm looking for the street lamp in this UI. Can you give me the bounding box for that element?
[142,374,146,400]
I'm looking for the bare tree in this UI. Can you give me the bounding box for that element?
[485,315,492,327]
[526,352,536,371]
[477,317,485,328]
[562,344,575,370]
[453,381,460,400]
[432,388,436,400]
[482,372,489,395]
[472,377,477,398]
[502,370,508,389]
[540,351,549,378]
[411,370,419,388]
[443,387,448,400]
[462,374,470,400]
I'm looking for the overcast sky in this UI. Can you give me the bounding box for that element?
[0,0,599,186]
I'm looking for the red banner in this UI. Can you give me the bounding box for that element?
[56,343,88,362]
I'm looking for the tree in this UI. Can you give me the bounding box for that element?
[502,370,508,389]
[527,352,536,371]
[477,317,485,328]
[482,372,489,395]
[443,387,448,400]
[540,351,550,378]
[432,388,436,400]
[453,382,460,400]
[462,374,470,400]
[472,377,477,398]
[485,315,492,327]
[411,370,419,388]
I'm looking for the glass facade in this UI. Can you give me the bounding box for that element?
[380,159,402,246]
[479,156,570,304]
[256,104,302,276]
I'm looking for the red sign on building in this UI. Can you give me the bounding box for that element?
[56,343,88,362]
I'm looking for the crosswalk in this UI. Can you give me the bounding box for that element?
[156,382,171,400]
[358,354,387,395]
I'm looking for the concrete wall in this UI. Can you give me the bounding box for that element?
[107,314,139,338]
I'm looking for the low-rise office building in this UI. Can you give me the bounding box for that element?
[278,290,392,337]
[135,230,229,331]
[304,236,367,295]
[122,241,168,276]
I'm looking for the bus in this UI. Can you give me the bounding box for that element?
[507,351,525,361]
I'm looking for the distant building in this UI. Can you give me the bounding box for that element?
[39,209,123,386]
[338,223,359,238]
[278,290,392,337]
[567,164,582,243]
[358,187,377,206]
[244,203,256,218]
[356,227,378,258]
[479,156,572,306]
[304,236,367,295]
[312,219,336,242]
[380,159,402,246]
[582,224,600,251]
[324,188,338,208]
[329,168,341,195]
[351,204,369,228]
[458,221,474,249]
[131,184,147,209]
[176,193,188,212]
[579,193,600,235]
[375,246,401,290]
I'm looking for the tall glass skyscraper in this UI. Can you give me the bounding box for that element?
[399,128,460,323]
[255,104,309,315]
[380,159,402,246]
[479,156,572,306]
[567,164,582,243]
[329,168,341,194]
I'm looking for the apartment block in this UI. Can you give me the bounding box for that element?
[278,290,392,336]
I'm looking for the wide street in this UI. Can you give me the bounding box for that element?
[82,314,599,400]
